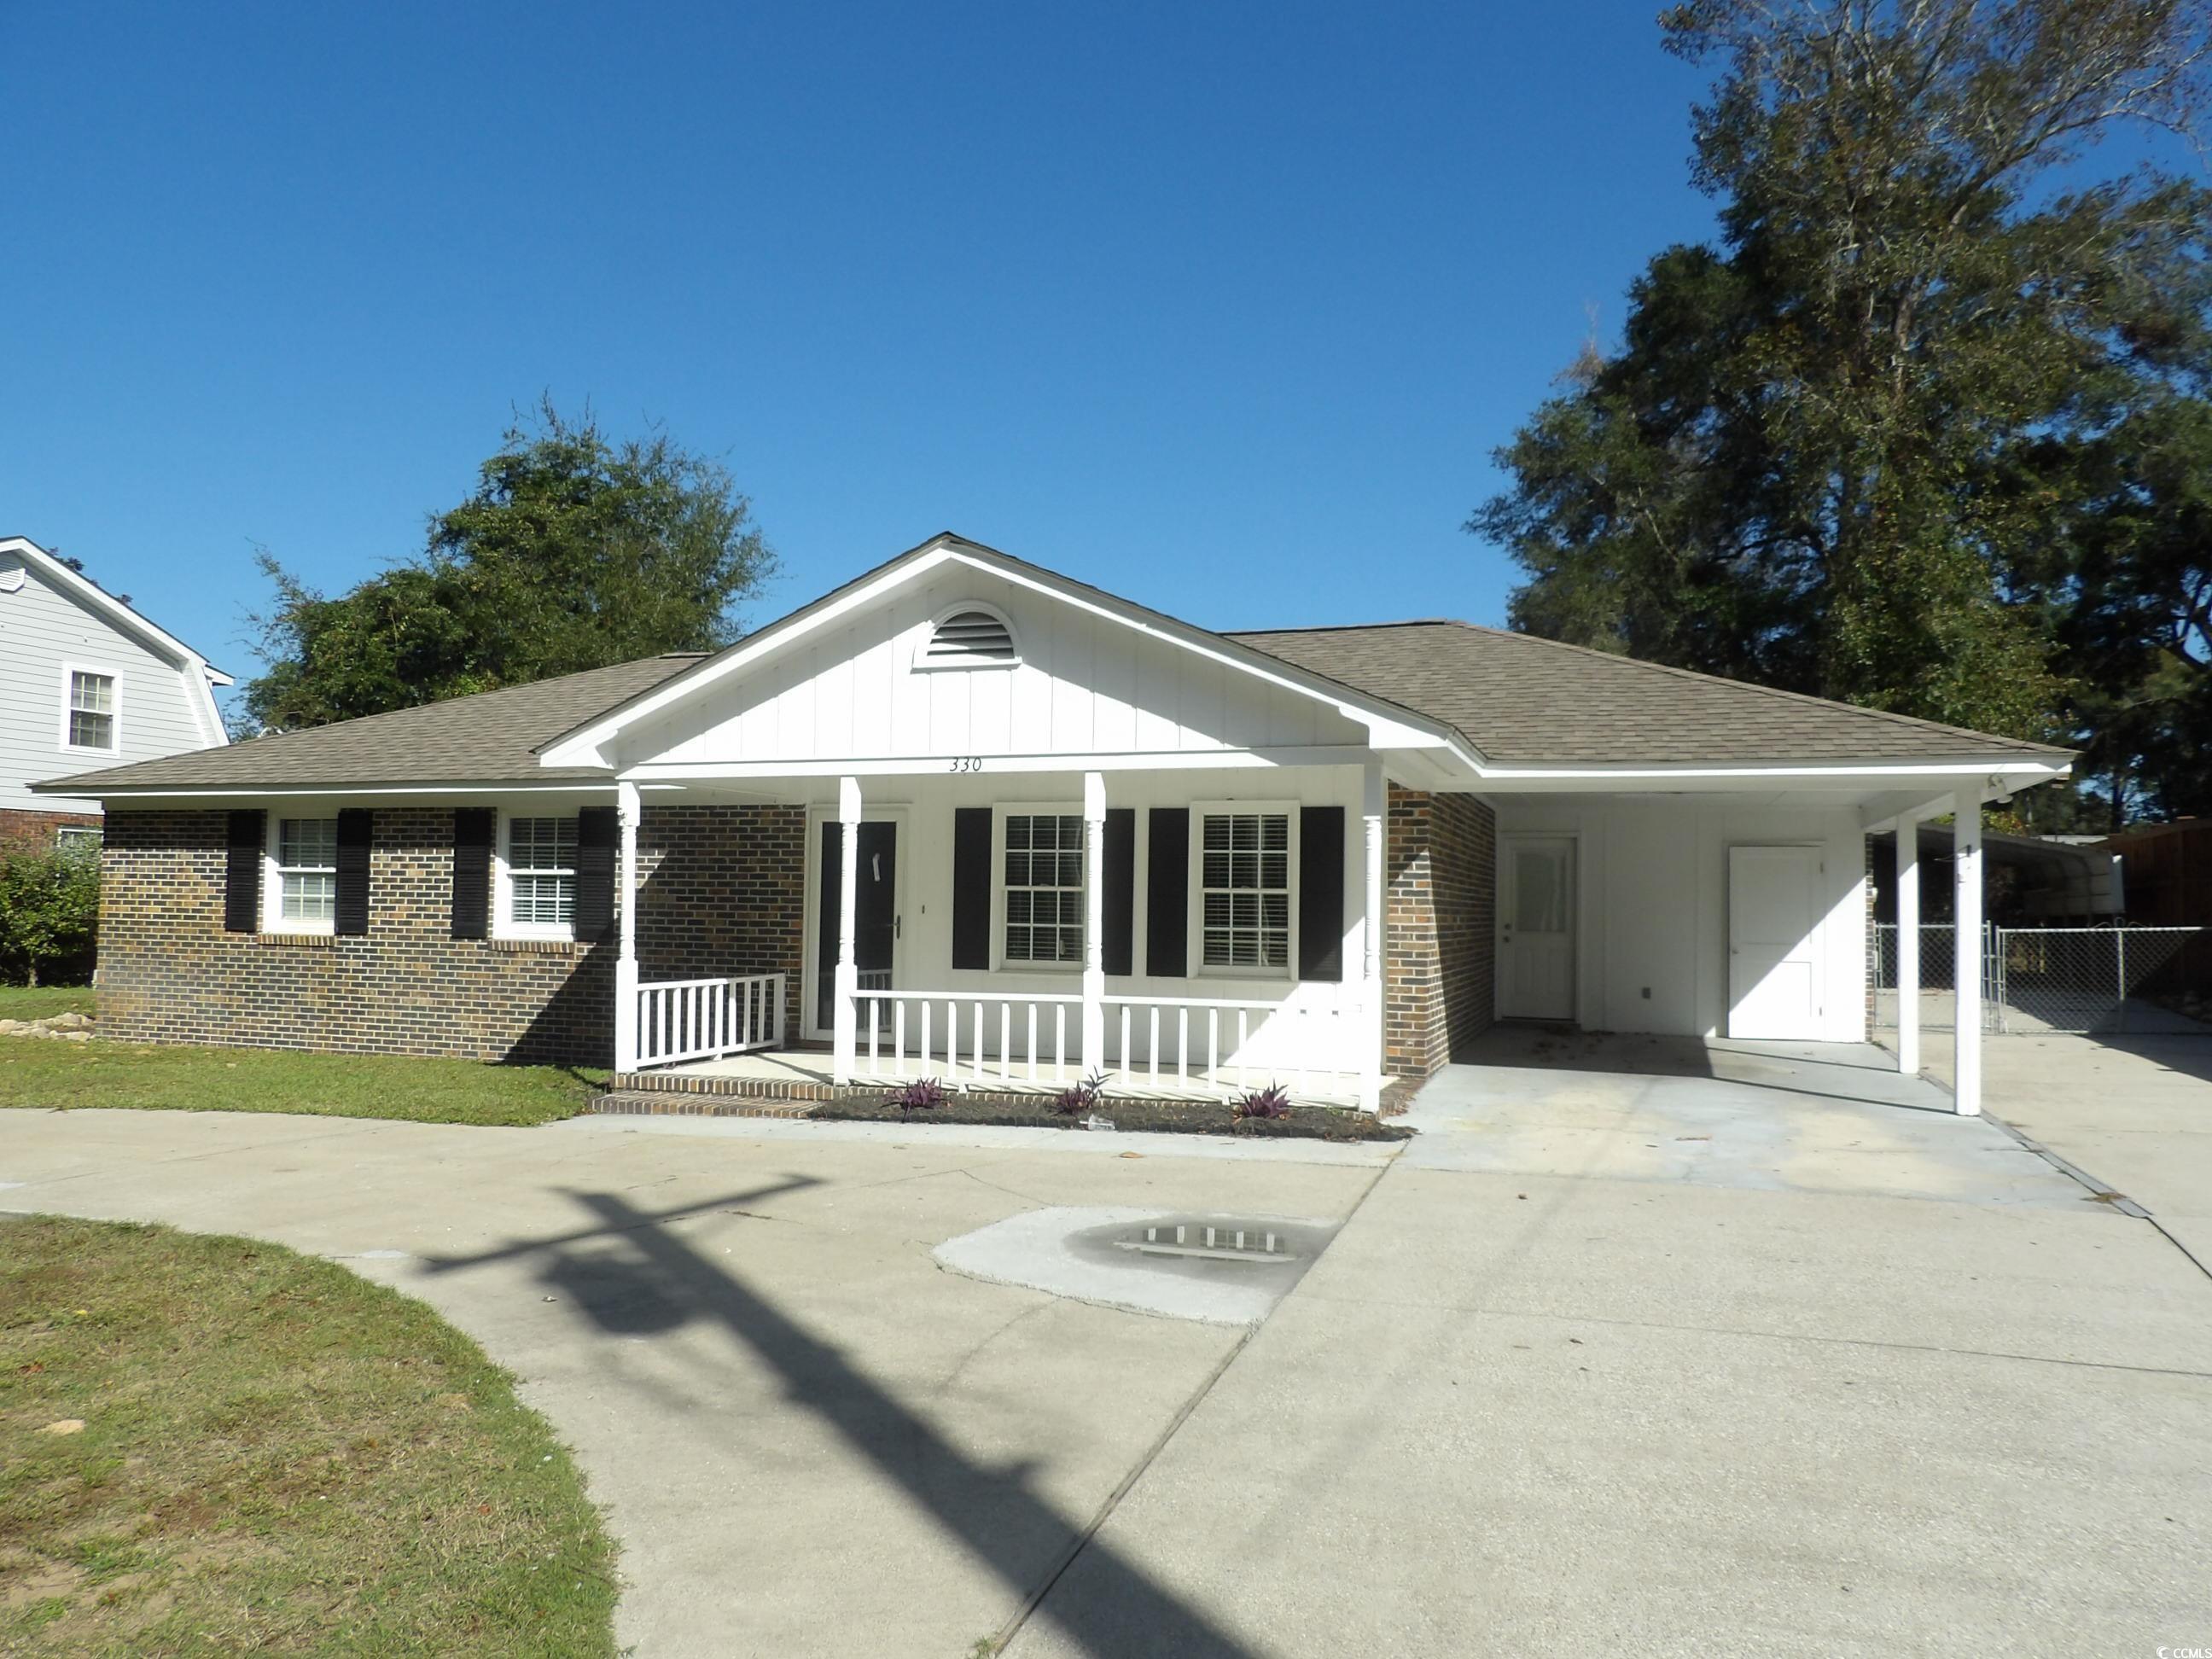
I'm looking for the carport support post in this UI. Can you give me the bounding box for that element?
[832,774,860,1086]
[1953,789,1983,1116]
[614,780,641,1075]
[1895,809,1921,1076]
[1360,761,1386,1113]
[1081,771,1106,1079]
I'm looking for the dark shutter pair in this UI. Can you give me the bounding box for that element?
[450,806,617,941]
[949,804,1348,981]
[222,807,371,936]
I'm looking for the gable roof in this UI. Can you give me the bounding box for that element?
[1,535,233,687]
[1226,621,2069,766]
[38,655,703,792]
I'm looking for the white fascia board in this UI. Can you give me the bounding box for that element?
[622,744,1383,782]
[59,778,617,805]
[1476,759,2069,794]
[537,542,1481,771]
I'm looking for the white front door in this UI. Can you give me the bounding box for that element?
[1500,835,1575,1021]
[1728,845,1825,1039]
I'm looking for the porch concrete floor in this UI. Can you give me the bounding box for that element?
[657,1046,1384,1108]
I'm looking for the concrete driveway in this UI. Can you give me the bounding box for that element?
[5,1032,2210,1657]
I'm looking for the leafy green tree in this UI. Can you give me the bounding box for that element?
[245,402,777,729]
[0,843,102,987]
[1472,0,2212,764]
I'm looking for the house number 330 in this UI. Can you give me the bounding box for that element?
[947,755,985,773]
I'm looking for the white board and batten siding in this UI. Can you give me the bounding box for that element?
[1492,795,1867,1044]
[0,545,224,812]
[631,569,1368,770]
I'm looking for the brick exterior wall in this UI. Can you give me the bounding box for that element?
[1384,787,1497,1078]
[0,807,102,853]
[96,804,807,1065]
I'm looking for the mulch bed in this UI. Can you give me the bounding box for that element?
[806,1094,1412,1142]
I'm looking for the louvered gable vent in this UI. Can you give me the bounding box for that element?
[920,607,1017,667]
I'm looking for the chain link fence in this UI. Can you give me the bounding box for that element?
[1871,923,2199,1034]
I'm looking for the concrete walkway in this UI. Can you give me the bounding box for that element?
[6,1044,2211,1656]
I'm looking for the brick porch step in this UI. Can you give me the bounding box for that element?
[591,1090,817,1118]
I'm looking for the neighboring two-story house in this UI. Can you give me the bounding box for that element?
[0,534,230,852]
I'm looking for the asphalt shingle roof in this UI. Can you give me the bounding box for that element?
[39,655,704,791]
[1225,621,2069,765]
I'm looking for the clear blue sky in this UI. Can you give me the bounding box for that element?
[3,2,1718,714]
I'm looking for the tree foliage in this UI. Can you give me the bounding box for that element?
[244,402,777,730]
[1473,0,2212,819]
[0,843,101,987]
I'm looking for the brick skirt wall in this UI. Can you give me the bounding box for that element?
[98,805,808,1066]
[1384,788,1497,1078]
[0,807,101,853]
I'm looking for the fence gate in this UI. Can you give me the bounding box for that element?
[1870,923,2199,1035]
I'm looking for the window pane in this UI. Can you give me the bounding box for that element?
[1197,812,1293,975]
[511,872,575,926]
[280,818,337,868]
[69,672,113,714]
[68,709,114,748]
[1004,810,1083,965]
[282,872,335,923]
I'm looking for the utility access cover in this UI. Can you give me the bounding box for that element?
[933,1207,1338,1326]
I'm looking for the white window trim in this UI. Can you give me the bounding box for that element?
[1186,799,1301,982]
[993,801,1087,973]
[54,824,102,853]
[262,812,340,937]
[495,808,579,941]
[912,601,1022,672]
[57,661,123,757]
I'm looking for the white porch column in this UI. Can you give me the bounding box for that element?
[1894,810,1921,1076]
[831,774,860,1086]
[1081,771,1106,1078]
[614,780,641,1075]
[1953,791,1983,1116]
[1359,762,1387,1114]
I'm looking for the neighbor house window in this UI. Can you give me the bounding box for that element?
[508,817,578,928]
[1199,810,1290,971]
[276,818,338,925]
[54,826,102,855]
[66,670,116,751]
[1004,812,1084,965]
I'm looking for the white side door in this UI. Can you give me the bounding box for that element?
[1728,845,1825,1039]
[1499,835,1575,1021]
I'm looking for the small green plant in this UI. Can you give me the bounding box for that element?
[890,1076,948,1115]
[1231,1082,1293,1122]
[1052,1068,1109,1115]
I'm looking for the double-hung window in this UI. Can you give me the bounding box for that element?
[276,818,338,927]
[1003,811,1084,966]
[507,817,578,930]
[65,669,116,752]
[1199,810,1291,971]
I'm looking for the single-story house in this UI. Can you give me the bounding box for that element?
[39,533,2070,1115]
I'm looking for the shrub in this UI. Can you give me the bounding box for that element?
[1052,1069,1109,1115]
[1231,1083,1293,1122]
[890,1076,948,1114]
[0,843,100,987]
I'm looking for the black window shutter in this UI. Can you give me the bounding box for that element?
[574,806,619,943]
[952,806,992,969]
[451,808,493,940]
[223,809,265,934]
[1145,808,1189,977]
[334,809,372,937]
[1298,806,1346,982]
[1102,807,1135,976]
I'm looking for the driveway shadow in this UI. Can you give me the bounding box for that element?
[426,1181,1252,1657]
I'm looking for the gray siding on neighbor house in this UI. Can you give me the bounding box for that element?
[0,547,220,813]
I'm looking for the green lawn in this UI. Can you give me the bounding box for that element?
[0,1039,606,1127]
[0,1214,617,1656]
[0,987,96,1023]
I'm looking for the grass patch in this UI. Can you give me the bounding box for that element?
[0,987,95,1023]
[0,1041,606,1127]
[0,1214,616,1656]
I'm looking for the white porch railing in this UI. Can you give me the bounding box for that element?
[849,987,1361,1097]
[853,989,1086,1086]
[636,973,786,1068]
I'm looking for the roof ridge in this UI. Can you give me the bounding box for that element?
[1447,623,2062,755]
[1225,620,1461,636]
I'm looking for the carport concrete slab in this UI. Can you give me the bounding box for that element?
[1012,1159,2212,1659]
[1400,1028,2090,1208]
[0,1108,1377,1658]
